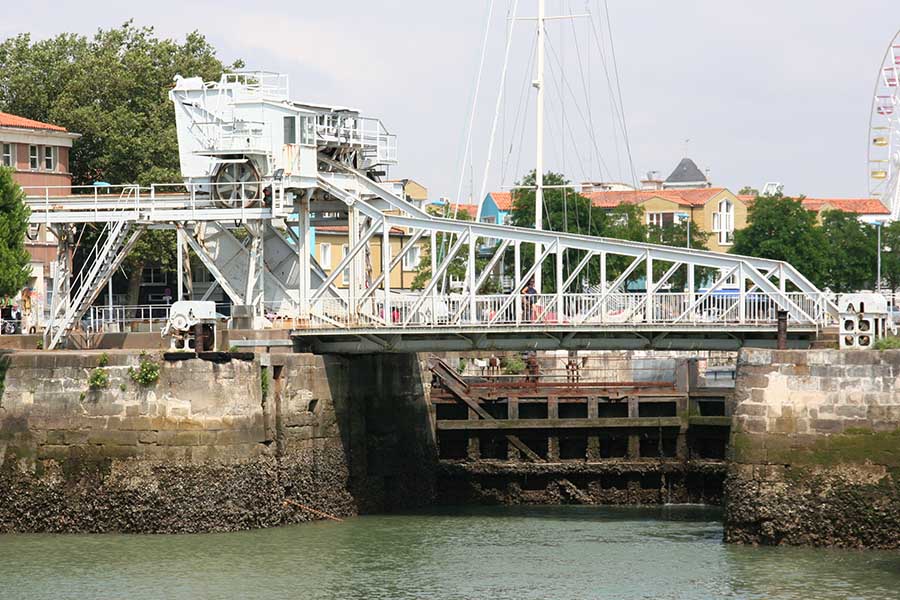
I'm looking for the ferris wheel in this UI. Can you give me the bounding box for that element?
[869,29,900,220]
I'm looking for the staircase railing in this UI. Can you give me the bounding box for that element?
[46,186,139,349]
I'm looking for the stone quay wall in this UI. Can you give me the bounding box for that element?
[0,351,435,533]
[724,349,900,548]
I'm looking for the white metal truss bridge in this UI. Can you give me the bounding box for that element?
[25,161,838,353]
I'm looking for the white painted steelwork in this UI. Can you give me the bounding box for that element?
[23,72,838,351]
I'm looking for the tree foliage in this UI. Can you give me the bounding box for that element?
[0,22,241,185]
[507,171,712,291]
[820,210,876,293]
[411,205,499,292]
[0,23,242,305]
[0,168,31,297]
[880,221,900,293]
[731,195,830,288]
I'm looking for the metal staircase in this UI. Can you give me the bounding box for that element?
[429,357,542,462]
[45,218,144,349]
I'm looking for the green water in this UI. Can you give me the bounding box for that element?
[1,505,898,599]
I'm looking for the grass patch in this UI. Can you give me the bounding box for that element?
[873,336,900,350]
[260,367,270,398]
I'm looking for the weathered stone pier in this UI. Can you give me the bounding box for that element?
[1,347,898,548]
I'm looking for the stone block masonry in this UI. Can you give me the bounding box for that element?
[0,351,436,533]
[725,349,900,548]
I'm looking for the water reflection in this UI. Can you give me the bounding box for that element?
[1,506,897,600]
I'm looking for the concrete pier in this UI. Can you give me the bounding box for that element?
[725,349,900,548]
[0,351,435,533]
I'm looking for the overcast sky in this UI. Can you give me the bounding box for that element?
[5,1,900,200]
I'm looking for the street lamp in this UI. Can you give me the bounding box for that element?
[877,221,883,295]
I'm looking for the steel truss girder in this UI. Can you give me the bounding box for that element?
[328,212,835,320]
[292,327,819,354]
[305,166,838,339]
[46,223,146,349]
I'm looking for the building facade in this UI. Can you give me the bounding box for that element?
[0,112,80,332]
[585,187,747,253]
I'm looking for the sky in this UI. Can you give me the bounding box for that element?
[4,0,900,201]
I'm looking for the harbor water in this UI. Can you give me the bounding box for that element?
[2,505,898,599]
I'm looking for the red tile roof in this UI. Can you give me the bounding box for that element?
[0,112,68,132]
[486,191,513,211]
[437,203,478,218]
[801,197,889,215]
[584,187,727,208]
[741,195,890,216]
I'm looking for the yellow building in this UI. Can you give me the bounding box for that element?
[384,178,429,208]
[312,178,432,291]
[313,225,424,291]
[584,187,747,253]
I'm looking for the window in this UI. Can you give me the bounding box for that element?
[29,146,39,170]
[319,243,332,267]
[43,146,55,171]
[403,243,422,271]
[1,143,12,167]
[712,199,735,245]
[141,266,167,286]
[341,244,350,285]
[193,264,213,284]
[647,212,675,228]
[283,116,296,144]
[299,115,314,146]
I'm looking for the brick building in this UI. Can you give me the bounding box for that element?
[0,112,80,331]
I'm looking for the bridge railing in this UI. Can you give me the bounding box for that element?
[51,291,836,336]
[301,291,835,330]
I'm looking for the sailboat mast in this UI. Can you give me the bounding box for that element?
[534,0,545,293]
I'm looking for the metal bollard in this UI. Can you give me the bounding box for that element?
[776,310,788,350]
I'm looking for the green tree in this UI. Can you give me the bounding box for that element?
[647,221,712,290]
[819,210,876,293]
[411,205,500,293]
[881,221,900,293]
[507,171,653,292]
[731,195,830,288]
[0,22,242,305]
[0,168,32,297]
[737,186,758,196]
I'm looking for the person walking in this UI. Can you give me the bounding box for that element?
[523,279,537,322]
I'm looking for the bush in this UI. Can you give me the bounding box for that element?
[129,353,160,386]
[500,354,525,375]
[88,368,109,390]
[98,352,110,367]
[874,336,900,350]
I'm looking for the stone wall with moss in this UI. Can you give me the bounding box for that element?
[0,351,435,533]
[724,349,900,548]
